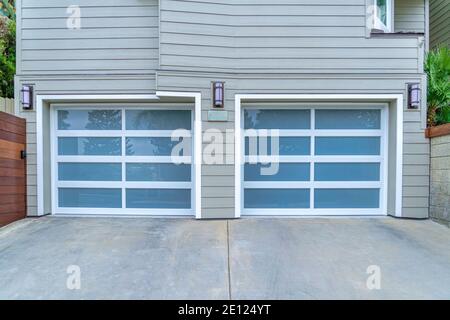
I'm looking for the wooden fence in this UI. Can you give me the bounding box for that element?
[0,111,27,227]
[0,97,15,115]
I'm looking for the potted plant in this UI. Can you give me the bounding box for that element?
[425,47,450,138]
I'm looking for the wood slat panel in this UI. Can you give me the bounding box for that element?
[0,176,25,186]
[0,139,25,160]
[0,112,26,227]
[0,159,25,169]
[0,130,26,144]
[0,194,26,205]
[0,211,26,228]
[0,148,23,160]
[0,203,26,214]
[0,112,26,129]
[0,185,26,195]
[0,167,25,177]
[0,139,24,151]
[0,119,26,135]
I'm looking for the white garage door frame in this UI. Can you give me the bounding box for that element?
[234,94,404,218]
[36,93,202,218]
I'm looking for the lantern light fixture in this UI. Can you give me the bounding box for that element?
[212,81,224,108]
[407,83,421,109]
[21,85,34,110]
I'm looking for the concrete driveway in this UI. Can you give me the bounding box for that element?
[0,217,449,299]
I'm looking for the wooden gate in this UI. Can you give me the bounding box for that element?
[0,111,26,227]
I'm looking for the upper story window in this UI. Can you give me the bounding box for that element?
[373,0,393,32]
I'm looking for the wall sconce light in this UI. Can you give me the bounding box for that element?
[212,82,224,108]
[407,83,421,109]
[21,85,34,110]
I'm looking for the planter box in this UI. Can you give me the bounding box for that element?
[425,123,450,138]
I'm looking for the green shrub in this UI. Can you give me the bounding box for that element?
[425,47,450,126]
[0,18,15,98]
[0,1,15,20]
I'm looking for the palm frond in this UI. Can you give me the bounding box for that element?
[0,0,15,20]
[425,47,450,126]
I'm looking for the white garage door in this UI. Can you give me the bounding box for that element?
[52,106,194,215]
[242,105,387,215]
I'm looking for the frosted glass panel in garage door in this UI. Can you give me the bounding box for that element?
[315,109,381,129]
[242,106,386,215]
[58,110,122,130]
[244,109,310,129]
[126,110,191,130]
[315,137,380,155]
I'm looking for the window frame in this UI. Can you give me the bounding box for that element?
[373,0,393,32]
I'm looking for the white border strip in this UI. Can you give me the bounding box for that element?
[234,94,404,218]
[36,92,203,219]
[156,91,202,219]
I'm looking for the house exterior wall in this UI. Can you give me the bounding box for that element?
[160,0,423,73]
[16,0,429,219]
[17,0,159,75]
[429,0,450,49]
[395,0,426,33]
[430,133,450,226]
[15,0,159,216]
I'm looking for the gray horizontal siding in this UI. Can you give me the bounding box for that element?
[430,0,450,48]
[16,75,157,216]
[162,33,422,47]
[202,187,234,198]
[18,75,157,93]
[22,17,159,29]
[159,0,423,74]
[395,0,425,33]
[18,0,159,75]
[22,38,159,50]
[157,71,429,219]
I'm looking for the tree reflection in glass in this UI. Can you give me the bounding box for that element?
[83,137,122,156]
[58,137,121,155]
[85,110,121,130]
[57,110,122,156]
[84,110,121,155]
[125,110,191,157]
[126,110,191,130]
[58,109,121,130]
[125,137,190,156]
